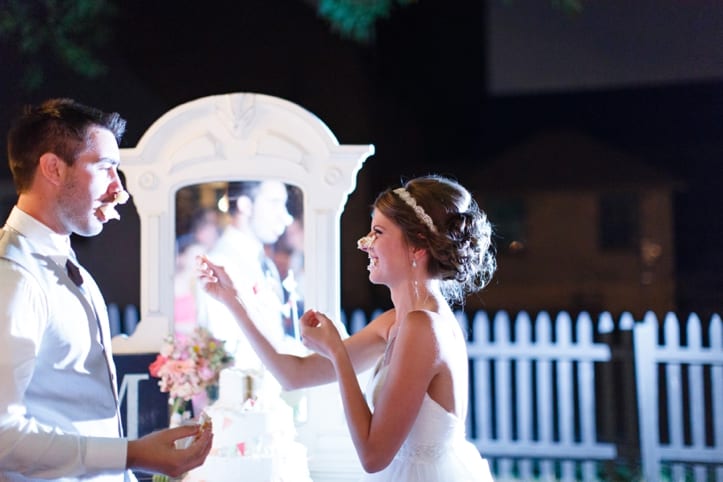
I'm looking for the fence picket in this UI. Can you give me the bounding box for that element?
[516,314,534,480]
[578,313,596,446]
[471,310,492,445]
[498,311,516,478]
[558,316,575,481]
[666,312,687,482]
[579,314,599,481]
[688,315,706,453]
[713,316,723,482]
[538,312,556,480]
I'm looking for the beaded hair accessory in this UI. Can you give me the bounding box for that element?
[393,187,437,233]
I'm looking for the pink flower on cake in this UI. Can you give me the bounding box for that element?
[149,326,234,416]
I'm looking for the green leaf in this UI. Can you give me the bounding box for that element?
[0,0,116,91]
[317,0,398,43]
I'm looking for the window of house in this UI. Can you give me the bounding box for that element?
[486,197,527,254]
[599,192,639,251]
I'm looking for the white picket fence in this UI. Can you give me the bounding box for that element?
[461,310,616,481]
[112,306,723,481]
[634,312,723,482]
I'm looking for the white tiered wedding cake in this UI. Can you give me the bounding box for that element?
[184,367,311,482]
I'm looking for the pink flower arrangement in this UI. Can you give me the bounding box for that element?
[149,326,233,415]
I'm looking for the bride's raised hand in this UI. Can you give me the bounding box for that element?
[196,255,237,303]
[299,310,344,360]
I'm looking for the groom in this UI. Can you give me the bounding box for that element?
[0,98,212,481]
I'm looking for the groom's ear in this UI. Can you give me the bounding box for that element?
[38,152,66,187]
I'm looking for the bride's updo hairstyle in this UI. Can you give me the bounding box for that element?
[373,175,496,305]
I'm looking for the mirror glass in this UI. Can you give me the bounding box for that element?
[174,180,305,347]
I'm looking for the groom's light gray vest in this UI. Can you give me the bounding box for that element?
[0,227,123,481]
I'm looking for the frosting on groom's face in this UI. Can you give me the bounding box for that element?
[97,189,130,222]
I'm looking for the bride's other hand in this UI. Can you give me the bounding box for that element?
[196,255,237,303]
[299,310,344,360]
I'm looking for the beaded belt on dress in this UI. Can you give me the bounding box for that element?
[394,442,449,461]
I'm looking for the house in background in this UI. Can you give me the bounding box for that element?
[469,129,683,318]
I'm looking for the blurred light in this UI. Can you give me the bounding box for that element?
[217,194,229,213]
[509,240,526,253]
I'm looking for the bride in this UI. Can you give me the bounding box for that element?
[198,175,496,481]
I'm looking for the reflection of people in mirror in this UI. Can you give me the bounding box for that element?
[201,180,302,369]
[198,175,497,481]
[188,207,221,252]
[270,213,305,337]
[175,208,220,334]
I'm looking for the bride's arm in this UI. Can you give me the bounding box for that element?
[301,309,438,473]
[198,256,390,390]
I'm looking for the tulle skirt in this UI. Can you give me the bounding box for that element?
[359,440,494,482]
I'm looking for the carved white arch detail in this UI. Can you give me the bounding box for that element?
[113,92,373,353]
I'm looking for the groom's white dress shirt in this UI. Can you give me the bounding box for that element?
[0,207,132,481]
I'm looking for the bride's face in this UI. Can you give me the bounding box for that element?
[358,210,410,287]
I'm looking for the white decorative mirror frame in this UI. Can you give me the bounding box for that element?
[112,93,374,480]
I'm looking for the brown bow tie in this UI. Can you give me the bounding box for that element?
[66,259,84,287]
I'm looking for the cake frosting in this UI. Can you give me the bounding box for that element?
[98,189,129,221]
[184,367,311,482]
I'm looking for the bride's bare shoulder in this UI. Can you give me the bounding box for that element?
[368,308,397,340]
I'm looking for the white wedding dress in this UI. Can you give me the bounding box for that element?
[360,361,494,482]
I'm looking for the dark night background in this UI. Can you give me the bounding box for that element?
[1,0,722,315]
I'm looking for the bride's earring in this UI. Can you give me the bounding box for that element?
[412,258,419,299]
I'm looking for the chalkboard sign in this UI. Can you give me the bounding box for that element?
[114,353,169,438]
